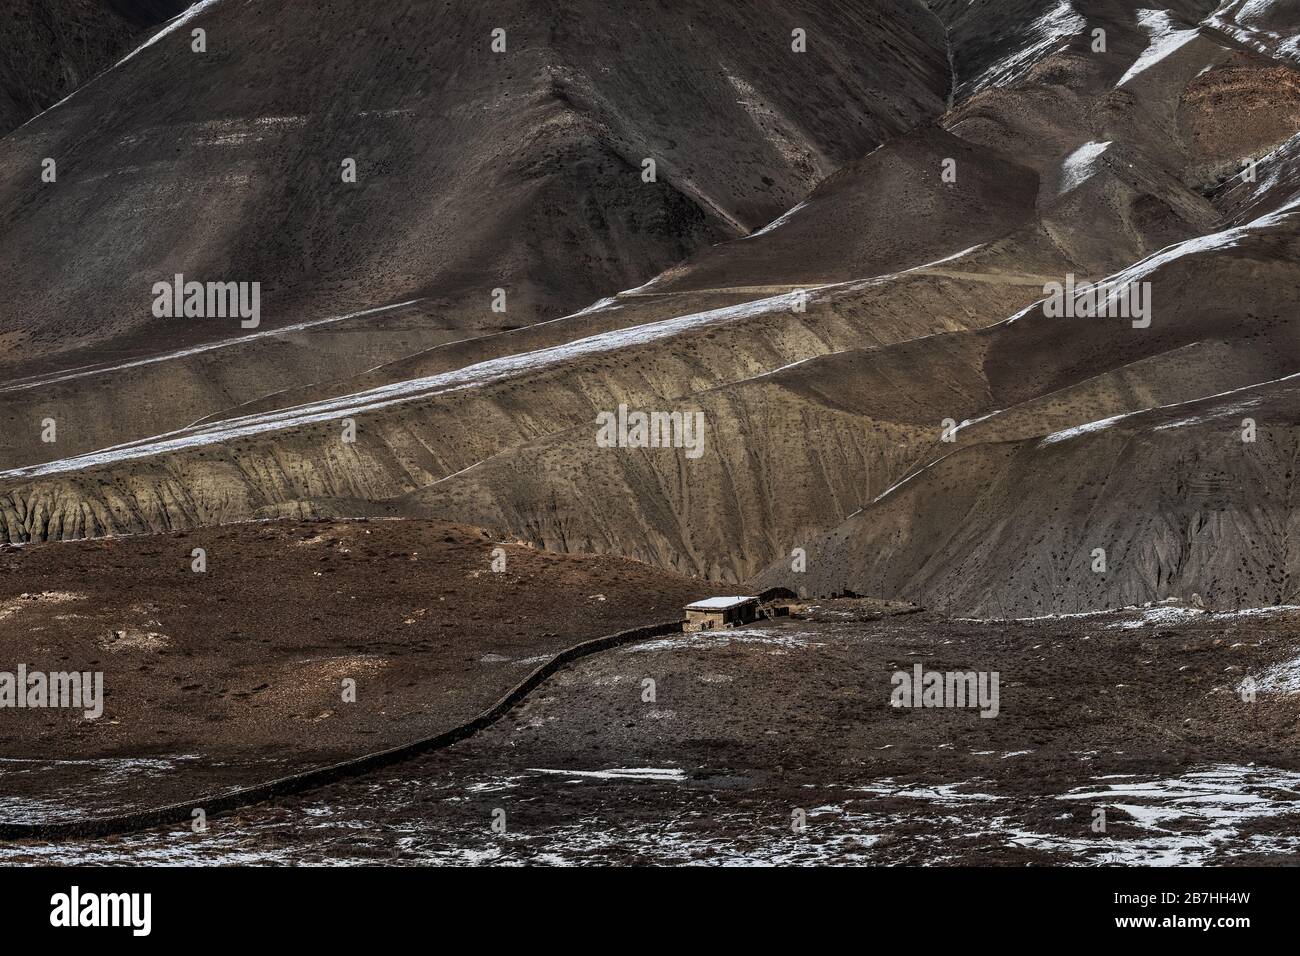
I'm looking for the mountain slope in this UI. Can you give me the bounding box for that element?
[0,0,189,137]
[0,0,948,370]
[3,0,1299,620]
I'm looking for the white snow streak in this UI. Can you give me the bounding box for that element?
[746,200,810,239]
[1117,10,1202,86]
[1038,412,1130,445]
[2,240,992,482]
[113,1,226,71]
[1057,140,1112,194]
[1036,370,1300,448]
[525,767,686,782]
[0,292,805,481]
[965,1,1086,94]
[0,300,424,395]
[15,1,226,130]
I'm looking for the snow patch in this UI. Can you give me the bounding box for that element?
[964,600,1300,625]
[1251,644,1300,694]
[1107,606,1204,629]
[1117,10,1202,86]
[746,200,810,239]
[0,590,86,622]
[1058,141,1112,194]
[626,627,824,653]
[966,2,1086,94]
[526,767,686,782]
[1039,412,1130,445]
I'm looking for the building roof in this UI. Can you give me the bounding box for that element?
[685,595,758,611]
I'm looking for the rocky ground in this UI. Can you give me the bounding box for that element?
[3,566,1299,864]
[0,518,720,820]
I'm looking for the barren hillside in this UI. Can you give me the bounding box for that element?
[2,0,1299,618]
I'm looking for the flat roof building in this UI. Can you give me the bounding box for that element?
[684,595,759,632]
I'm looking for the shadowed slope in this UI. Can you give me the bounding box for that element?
[0,0,948,369]
[0,0,189,137]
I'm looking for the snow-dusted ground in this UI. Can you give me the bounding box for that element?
[0,756,199,824]
[808,764,1300,866]
[1107,606,1207,629]
[1034,764,1300,865]
[624,627,825,654]
[6,761,1296,865]
[1109,604,1300,629]
[1253,649,1300,693]
[961,600,1300,625]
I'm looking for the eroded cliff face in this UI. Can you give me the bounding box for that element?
[755,379,1300,616]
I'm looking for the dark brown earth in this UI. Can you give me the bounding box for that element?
[0,518,722,817]
[0,0,188,138]
[4,598,1300,864]
[0,0,946,368]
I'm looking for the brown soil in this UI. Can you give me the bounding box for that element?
[0,518,722,816]
[5,600,1300,864]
